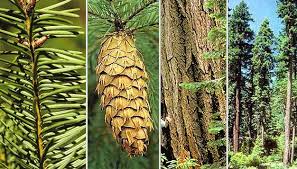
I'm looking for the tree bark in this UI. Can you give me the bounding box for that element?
[233,58,241,153]
[247,66,254,153]
[283,57,292,166]
[261,125,264,145]
[291,126,295,164]
[161,0,225,167]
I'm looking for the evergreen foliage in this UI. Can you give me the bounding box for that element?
[228,0,254,152]
[251,19,274,136]
[229,0,297,168]
[0,0,86,168]
[229,1,254,74]
[203,0,226,60]
[179,78,224,93]
[277,0,297,165]
[161,153,198,169]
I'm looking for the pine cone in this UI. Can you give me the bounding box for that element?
[96,31,154,156]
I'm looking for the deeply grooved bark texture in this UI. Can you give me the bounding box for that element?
[161,0,225,167]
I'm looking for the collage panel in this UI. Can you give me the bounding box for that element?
[228,0,297,168]
[161,0,226,169]
[87,0,159,169]
[3,0,297,169]
[0,0,86,168]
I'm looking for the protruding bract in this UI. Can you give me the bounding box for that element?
[96,31,153,156]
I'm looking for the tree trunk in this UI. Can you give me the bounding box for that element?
[233,59,241,153]
[291,126,295,164]
[284,58,292,166]
[261,125,264,145]
[161,0,225,167]
[247,67,254,153]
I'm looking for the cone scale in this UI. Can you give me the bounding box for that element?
[96,31,153,156]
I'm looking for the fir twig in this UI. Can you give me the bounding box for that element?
[88,11,113,23]
[122,0,157,25]
[131,22,159,32]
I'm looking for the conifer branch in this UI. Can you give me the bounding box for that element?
[122,0,157,25]
[88,11,113,23]
[0,0,86,167]
[131,22,158,32]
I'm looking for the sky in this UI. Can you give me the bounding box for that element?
[229,0,283,36]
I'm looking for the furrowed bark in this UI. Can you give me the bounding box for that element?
[283,57,292,166]
[161,0,225,167]
[291,126,295,163]
[233,57,241,153]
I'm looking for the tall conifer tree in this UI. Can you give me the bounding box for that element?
[278,0,297,165]
[229,1,254,152]
[251,19,274,142]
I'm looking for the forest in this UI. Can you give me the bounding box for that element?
[228,0,297,168]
